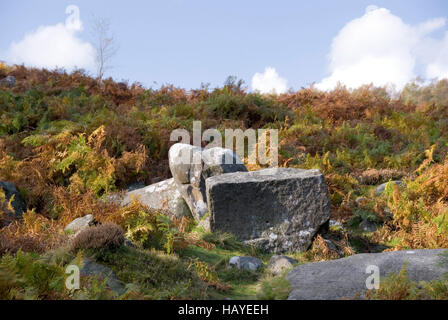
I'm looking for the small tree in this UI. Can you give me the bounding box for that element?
[90,17,118,81]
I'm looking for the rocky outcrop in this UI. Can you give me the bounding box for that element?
[0,181,26,218]
[206,168,331,253]
[286,249,448,300]
[168,143,247,222]
[118,178,191,219]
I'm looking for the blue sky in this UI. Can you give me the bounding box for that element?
[1,0,448,91]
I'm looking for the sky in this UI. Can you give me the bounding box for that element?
[1,0,448,93]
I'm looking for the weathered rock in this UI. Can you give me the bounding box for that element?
[79,258,126,296]
[375,180,405,196]
[118,178,191,219]
[287,249,448,300]
[65,214,96,233]
[355,197,367,206]
[168,143,247,222]
[125,182,145,192]
[360,220,377,233]
[0,75,16,88]
[0,181,26,218]
[267,255,298,275]
[329,219,344,231]
[206,168,331,253]
[228,256,263,271]
[123,238,136,248]
[322,239,338,252]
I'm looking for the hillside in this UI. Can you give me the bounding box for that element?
[2,63,448,299]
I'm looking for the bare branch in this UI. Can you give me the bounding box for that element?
[90,17,119,81]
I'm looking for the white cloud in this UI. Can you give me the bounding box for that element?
[7,5,95,71]
[425,32,448,79]
[317,6,448,90]
[251,67,288,94]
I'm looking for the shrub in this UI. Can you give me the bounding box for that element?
[70,223,125,251]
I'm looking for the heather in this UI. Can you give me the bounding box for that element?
[2,63,448,299]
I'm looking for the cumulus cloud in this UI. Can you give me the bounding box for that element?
[425,32,448,79]
[7,5,95,71]
[317,6,448,90]
[251,67,288,94]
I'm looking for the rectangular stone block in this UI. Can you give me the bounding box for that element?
[205,168,331,253]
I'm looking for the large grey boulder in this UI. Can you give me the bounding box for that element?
[118,178,191,219]
[205,168,331,253]
[168,143,247,222]
[0,181,26,218]
[286,249,448,300]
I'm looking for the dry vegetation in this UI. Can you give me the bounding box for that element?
[2,63,448,299]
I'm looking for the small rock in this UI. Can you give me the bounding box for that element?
[64,214,96,233]
[323,239,338,252]
[355,197,367,206]
[329,219,344,230]
[360,220,377,232]
[0,75,16,88]
[267,255,298,275]
[123,238,136,248]
[228,256,263,271]
[375,180,405,196]
[79,258,126,296]
[0,180,26,219]
[384,207,393,219]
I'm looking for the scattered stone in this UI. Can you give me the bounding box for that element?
[375,180,405,196]
[64,214,96,234]
[286,249,448,300]
[0,181,26,219]
[79,258,126,296]
[383,207,393,219]
[0,75,16,88]
[267,255,298,275]
[228,256,263,271]
[329,219,344,230]
[123,238,136,248]
[360,220,377,233]
[168,143,247,222]
[322,239,338,252]
[117,178,191,219]
[355,197,367,206]
[206,168,331,253]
